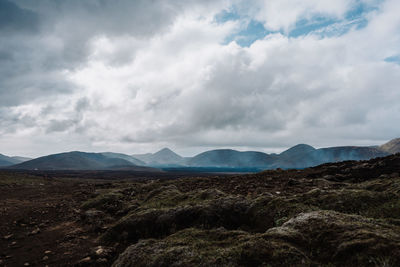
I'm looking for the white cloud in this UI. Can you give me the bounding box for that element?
[1,0,400,157]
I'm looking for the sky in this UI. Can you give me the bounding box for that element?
[0,0,400,157]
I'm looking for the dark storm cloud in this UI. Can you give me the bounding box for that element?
[0,0,40,33]
[0,0,220,108]
[0,0,174,110]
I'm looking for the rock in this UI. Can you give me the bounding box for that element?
[30,227,40,235]
[3,234,13,240]
[44,250,52,254]
[96,247,104,256]
[93,246,113,259]
[23,263,30,266]
[78,257,91,263]
[43,256,49,260]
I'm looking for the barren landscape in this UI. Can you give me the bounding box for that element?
[2,0,400,266]
[1,153,400,266]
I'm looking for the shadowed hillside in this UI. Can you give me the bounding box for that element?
[8,151,157,171]
[188,149,277,168]
[0,154,30,167]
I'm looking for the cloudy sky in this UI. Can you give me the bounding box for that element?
[1,0,399,157]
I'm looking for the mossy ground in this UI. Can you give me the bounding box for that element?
[77,155,400,266]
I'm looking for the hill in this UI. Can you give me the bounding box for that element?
[11,156,32,162]
[8,151,155,171]
[319,146,388,162]
[380,138,400,154]
[188,149,277,168]
[133,148,185,166]
[184,144,388,170]
[100,152,145,166]
[0,154,30,167]
[272,144,320,169]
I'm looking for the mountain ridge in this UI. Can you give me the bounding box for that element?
[2,138,399,171]
[7,151,159,171]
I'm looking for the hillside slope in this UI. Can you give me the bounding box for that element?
[8,151,145,170]
[0,154,28,167]
[380,138,400,154]
[133,148,185,166]
[100,152,145,166]
[188,149,277,168]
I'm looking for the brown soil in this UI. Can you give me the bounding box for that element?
[0,177,100,266]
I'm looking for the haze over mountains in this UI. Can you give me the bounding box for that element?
[8,152,159,171]
[132,148,186,167]
[0,154,31,167]
[2,138,400,171]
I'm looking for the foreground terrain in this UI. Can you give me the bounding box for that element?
[1,154,400,266]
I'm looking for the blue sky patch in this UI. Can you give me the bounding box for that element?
[385,55,400,65]
[215,1,381,47]
[215,10,277,47]
[227,20,276,47]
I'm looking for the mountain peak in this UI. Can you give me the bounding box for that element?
[153,148,180,157]
[156,147,174,153]
[281,144,316,155]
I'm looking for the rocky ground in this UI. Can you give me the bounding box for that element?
[1,154,400,266]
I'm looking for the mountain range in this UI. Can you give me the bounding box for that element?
[1,138,400,171]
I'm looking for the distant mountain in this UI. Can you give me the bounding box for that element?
[319,146,388,162]
[0,154,30,167]
[188,149,277,168]
[128,142,392,170]
[185,143,389,170]
[272,144,321,169]
[11,156,32,162]
[100,152,145,166]
[3,138,399,171]
[272,145,388,169]
[380,138,400,154]
[8,151,158,171]
[132,148,185,166]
